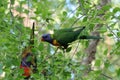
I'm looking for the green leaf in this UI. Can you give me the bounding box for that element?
[38,43,44,51]
[31,48,37,53]
[83,16,87,22]
[46,18,54,23]
[107,33,113,37]
[95,59,101,66]
[110,23,116,27]
[104,60,110,68]
[113,7,120,13]
[0,7,5,13]
[104,12,113,19]
[88,24,94,30]
[26,56,32,62]
[0,64,3,74]
[99,26,107,33]
[104,49,108,55]
[24,9,29,14]
[117,68,120,77]
[94,70,101,75]
[10,0,15,5]
[97,9,104,15]
[63,11,67,16]
[102,5,111,11]
[117,32,120,37]
[66,47,72,52]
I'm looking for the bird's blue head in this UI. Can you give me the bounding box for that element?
[41,34,53,43]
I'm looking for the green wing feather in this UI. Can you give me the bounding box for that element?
[53,27,85,47]
[54,26,84,32]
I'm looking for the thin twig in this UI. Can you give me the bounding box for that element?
[41,47,59,63]
[110,41,120,54]
[52,1,65,15]
[107,25,120,40]
[101,73,113,80]
[9,0,23,33]
[70,15,84,27]
[78,0,85,13]
[90,69,113,80]
[60,6,79,27]
[71,42,80,59]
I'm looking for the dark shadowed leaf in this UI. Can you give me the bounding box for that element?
[63,11,67,16]
[38,43,44,51]
[113,7,120,13]
[66,47,72,52]
[107,33,113,37]
[11,0,15,5]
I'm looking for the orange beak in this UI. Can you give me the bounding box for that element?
[41,37,44,41]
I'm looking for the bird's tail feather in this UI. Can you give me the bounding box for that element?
[79,35,102,39]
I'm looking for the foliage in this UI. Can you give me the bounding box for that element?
[0,0,120,80]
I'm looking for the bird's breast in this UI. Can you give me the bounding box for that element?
[52,40,60,46]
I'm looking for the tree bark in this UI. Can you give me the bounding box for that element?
[82,0,111,65]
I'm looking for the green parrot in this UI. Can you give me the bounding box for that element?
[41,27,101,49]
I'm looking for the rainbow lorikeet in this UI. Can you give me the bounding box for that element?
[41,27,101,49]
[20,46,37,79]
[20,23,37,79]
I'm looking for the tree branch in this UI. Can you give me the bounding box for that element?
[78,0,85,14]
[60,6,79,27]
[82,0,111,75]
[101,73,113,80]
[71,42,80,59]
[82,31,100,64]
[70,15,84,27]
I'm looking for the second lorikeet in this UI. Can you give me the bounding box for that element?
[41,27,101,49]
[20,46,37,79]
[20,22,37,79]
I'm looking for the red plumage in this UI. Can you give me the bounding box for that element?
[20,46,37,79]
[20,65,31,77]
